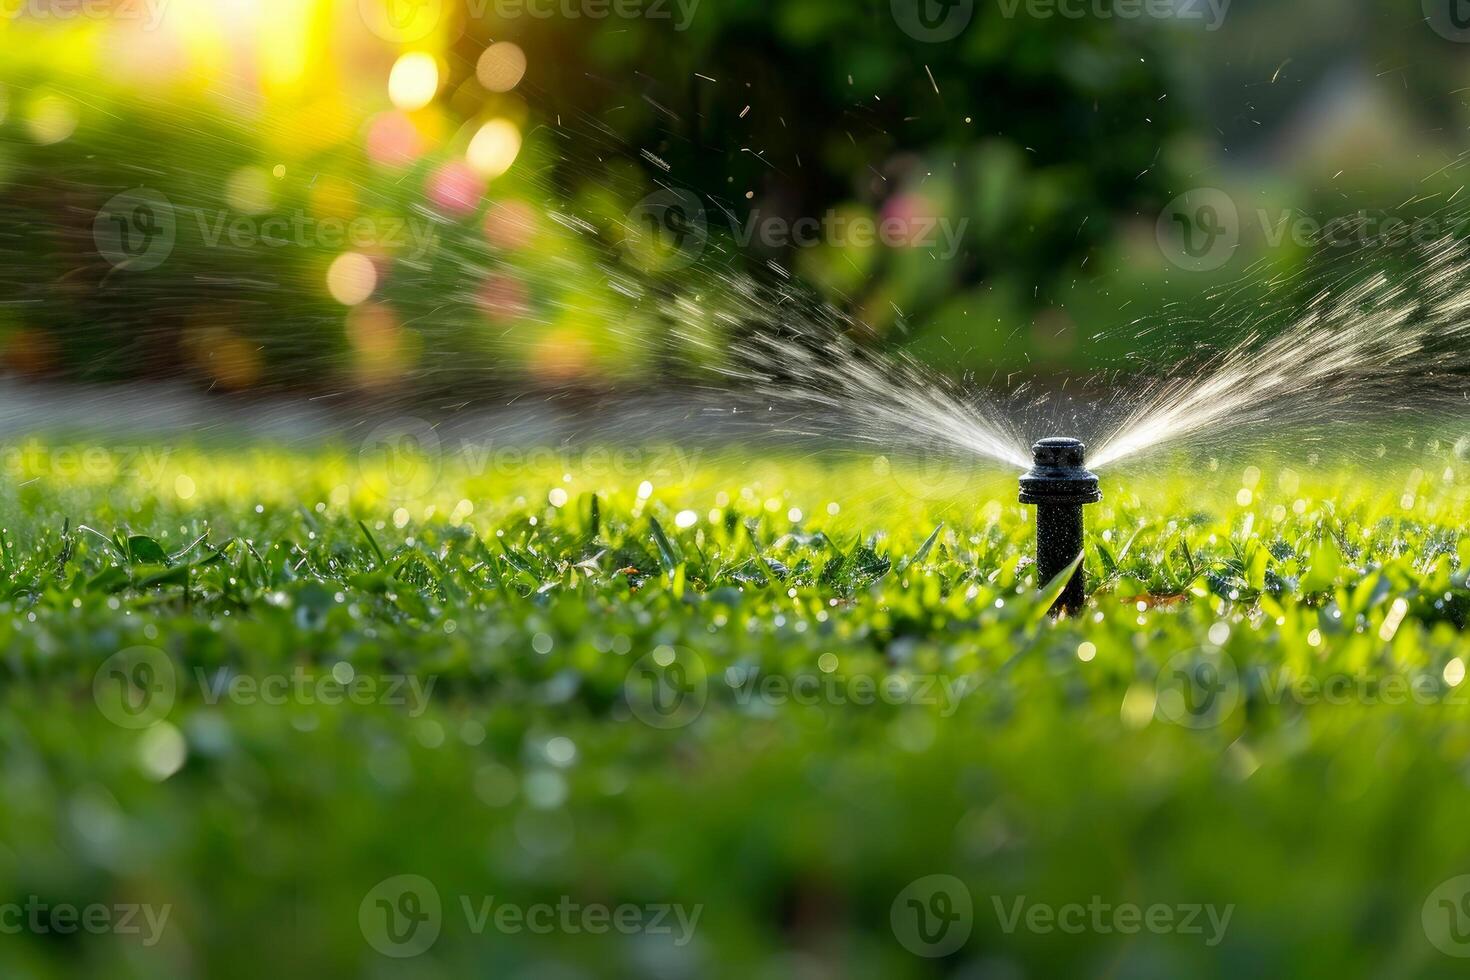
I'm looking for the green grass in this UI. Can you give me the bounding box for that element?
[2,439,1470,978]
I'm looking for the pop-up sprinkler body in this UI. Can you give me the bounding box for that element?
[1019,438,1101,616]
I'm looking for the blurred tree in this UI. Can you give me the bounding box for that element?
[452,0,1196,342]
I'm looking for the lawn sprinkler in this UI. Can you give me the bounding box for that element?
[1019,438,1101,617]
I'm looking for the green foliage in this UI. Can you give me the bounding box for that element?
[0,441,1467,976]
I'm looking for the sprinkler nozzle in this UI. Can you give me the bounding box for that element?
[1019,437,1101,616]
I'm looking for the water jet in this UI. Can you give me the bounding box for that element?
[1019,438,1100,616]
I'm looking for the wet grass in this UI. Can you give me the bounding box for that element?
[1,439,1469,978]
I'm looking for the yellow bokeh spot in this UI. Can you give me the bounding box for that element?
[327,253,377,306]
[226,167,273,214]
[388,53,439,111]
[309,176,358,222]
[1445,658,1466,687]
[175,475,196,500]
[466,119,522,179]
[25,94,78,145]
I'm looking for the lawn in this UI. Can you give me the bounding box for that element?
[2,437,1469,978]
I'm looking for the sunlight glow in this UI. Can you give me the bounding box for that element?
[388,52,439,111]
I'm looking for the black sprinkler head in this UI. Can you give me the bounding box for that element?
[1019,438,1101,616]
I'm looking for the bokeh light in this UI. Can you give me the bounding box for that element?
[466,119,522,179]
[478,272,530,324]
[426,160,484,216]
[24,94,77,145]
[226,167,274,214]
[388,53,439,111]
[366,111,425,168]
[346,302,408,386]
[310,176,359,222]
[484,200,537,250]
[186,326,262,389]
[326,252,378,306]
[476,42,527,93]
[531,328,592,382]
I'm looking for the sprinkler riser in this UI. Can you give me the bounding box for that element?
[1018,438,1101,617]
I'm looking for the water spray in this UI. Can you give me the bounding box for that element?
[1019,438,1100,616]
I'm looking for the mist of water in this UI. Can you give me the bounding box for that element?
[652,232,1470,475]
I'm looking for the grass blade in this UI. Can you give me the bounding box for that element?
[649,517,680,576]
